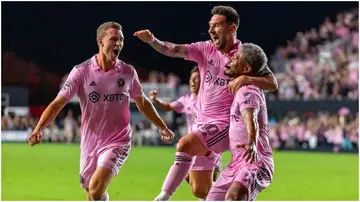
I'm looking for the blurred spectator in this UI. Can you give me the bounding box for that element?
[271,8,358,101]
[269,111,358,153]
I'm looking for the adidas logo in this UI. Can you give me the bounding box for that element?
[89,81,97,86]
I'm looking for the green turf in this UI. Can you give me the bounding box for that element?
[1,143,359,200]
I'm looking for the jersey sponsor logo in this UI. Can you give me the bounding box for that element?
[103,93,125,102]
[89,92,100,103]
[88,92,125,103]
[205,71,231,86]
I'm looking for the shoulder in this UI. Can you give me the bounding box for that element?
[236,85,262,100]
[116,60,137,75]
[73,58,92,72]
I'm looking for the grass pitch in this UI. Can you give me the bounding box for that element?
[1,143,358,200]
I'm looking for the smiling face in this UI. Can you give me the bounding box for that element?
[208,15,232,51]
[224,43,268,78]
[224,49,251,78]
[189,70,200,94]
[96,22,123,62]
[208,6,240,51]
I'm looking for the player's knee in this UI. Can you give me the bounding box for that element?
[191,183,211,199]
[88,188,106,201]
[88,182,107,200]
[176,136,191,152]
[225,185,248,201]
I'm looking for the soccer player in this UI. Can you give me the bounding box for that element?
[206,43,274,201]
[134,6,278,200]
[27,21,175,201]
[149,66,222,192]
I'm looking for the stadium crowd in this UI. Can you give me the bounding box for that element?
[269,8,358,101]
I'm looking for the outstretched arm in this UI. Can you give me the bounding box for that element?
[134,29,188,58]
[149,90,175,111]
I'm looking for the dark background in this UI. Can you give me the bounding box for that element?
[2,1,358,81]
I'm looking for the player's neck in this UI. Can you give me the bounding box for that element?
[97,53,116,72]
[220,36,237,54]
[222,36,236,54]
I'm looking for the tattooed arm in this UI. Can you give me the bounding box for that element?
[134,29,188,58]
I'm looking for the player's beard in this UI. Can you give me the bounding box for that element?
[224,66,237,78]
[214,38,226,51]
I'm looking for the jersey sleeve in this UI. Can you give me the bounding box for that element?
[238,88,262,112]
[170,96,186,113]
[58,67,82,101]
[184,41,207,65]
[129,68,144,100]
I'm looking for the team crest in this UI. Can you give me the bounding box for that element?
[116,77,125,88]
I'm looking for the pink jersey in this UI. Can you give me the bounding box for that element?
[58,55,144,155]
[229,85,274,176]
[170,94,196,133]
[184,40,241,125]
[185,40,273,126]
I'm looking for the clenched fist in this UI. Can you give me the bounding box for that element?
[149,89,158,100]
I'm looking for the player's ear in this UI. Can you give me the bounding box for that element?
[244,64,252,73]
[97,38,103,47]
[229,24,236,34]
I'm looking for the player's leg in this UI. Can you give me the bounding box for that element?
[188,153,221,199]
[189,170,214,199]
[88,167,113,200]
[155,132,210,200]
[88,145,131,201]
[85,188,91,200]
[225,182,248,201]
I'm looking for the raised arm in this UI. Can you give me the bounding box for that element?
[134,29,188,58]
[149,90,175,111]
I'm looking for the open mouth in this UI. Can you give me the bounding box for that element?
[113,49,120,55]
[212,36,219,44]
[225,65,231,69]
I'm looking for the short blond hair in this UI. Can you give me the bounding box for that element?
[96,21,122,40]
